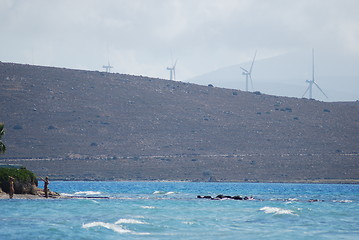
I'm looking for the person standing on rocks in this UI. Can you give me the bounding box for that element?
[9,176,14,199]
[40,176,49,198]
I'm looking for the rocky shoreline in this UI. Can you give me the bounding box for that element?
[0,188,60,199]
[0,192,46,199]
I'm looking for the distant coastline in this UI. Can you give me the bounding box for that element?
[9,178,357,185]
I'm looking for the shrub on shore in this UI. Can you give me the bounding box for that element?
[0,166,38,194]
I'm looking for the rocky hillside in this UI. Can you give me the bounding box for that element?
[0,62,358,182]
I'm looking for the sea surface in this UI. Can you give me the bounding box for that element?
[1,181,358,239]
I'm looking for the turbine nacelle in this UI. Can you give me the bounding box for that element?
[167,58,178,80]
[102,62,113,73]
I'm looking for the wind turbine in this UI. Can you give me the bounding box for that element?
[240,50,257,91]
[302,49,328,99]
[167,58,178,80]
[102,60,113,73]
[103,43,113,73]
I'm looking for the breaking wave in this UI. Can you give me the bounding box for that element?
[153,191,176,195]
[82,218,150,235]
[333,200,353,203]
[74,191,102,195]
[82,221,131,234]
[153,191,165,194]
[115,218,148,224]
[260,206,297,215]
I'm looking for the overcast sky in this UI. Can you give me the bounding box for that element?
[1,0,358,100]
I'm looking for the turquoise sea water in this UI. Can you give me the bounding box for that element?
[1,181,358,239]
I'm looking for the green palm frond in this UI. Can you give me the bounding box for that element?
[0,123,4,137]
[0,123,6,154]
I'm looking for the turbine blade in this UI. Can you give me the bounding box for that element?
[302,85,310,98]
[173,58,178,68]
[249,50,257,73]
[173,68,176,80]
[312,48,315,82]
[314,82,328,98]
[240,67,248,72]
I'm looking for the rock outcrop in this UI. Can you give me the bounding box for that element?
[0,165,37,194]
[197,194,254,200]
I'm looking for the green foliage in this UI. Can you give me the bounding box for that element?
[0,167,37,185]
[0,123,5,153]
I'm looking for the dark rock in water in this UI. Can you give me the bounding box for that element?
[308,199,324,202]
[197,195,212,199]
[198,194,254,201]
[232,195,243,200]
[215,195,232,199]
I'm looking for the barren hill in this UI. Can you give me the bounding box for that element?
[0,62,358,182]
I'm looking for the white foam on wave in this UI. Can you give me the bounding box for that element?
[74,191,102,195]
[182,221,195,225]
[82,221,131,234]
[153,191,176,195]
[287,198,299,201]
[82,220,150,235]
[141,206,156,209]
[153,191,165,194]
[333,200,353,203]
[260,206,297,215]
[115,219,148,224]
[59,193,73,197]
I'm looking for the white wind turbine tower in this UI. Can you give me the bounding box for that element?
[103,60,113,73]
[240,51,257,91]
[302,49,328,99]
[167,58,178,80]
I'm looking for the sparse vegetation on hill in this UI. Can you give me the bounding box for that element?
[0,62,358,182]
